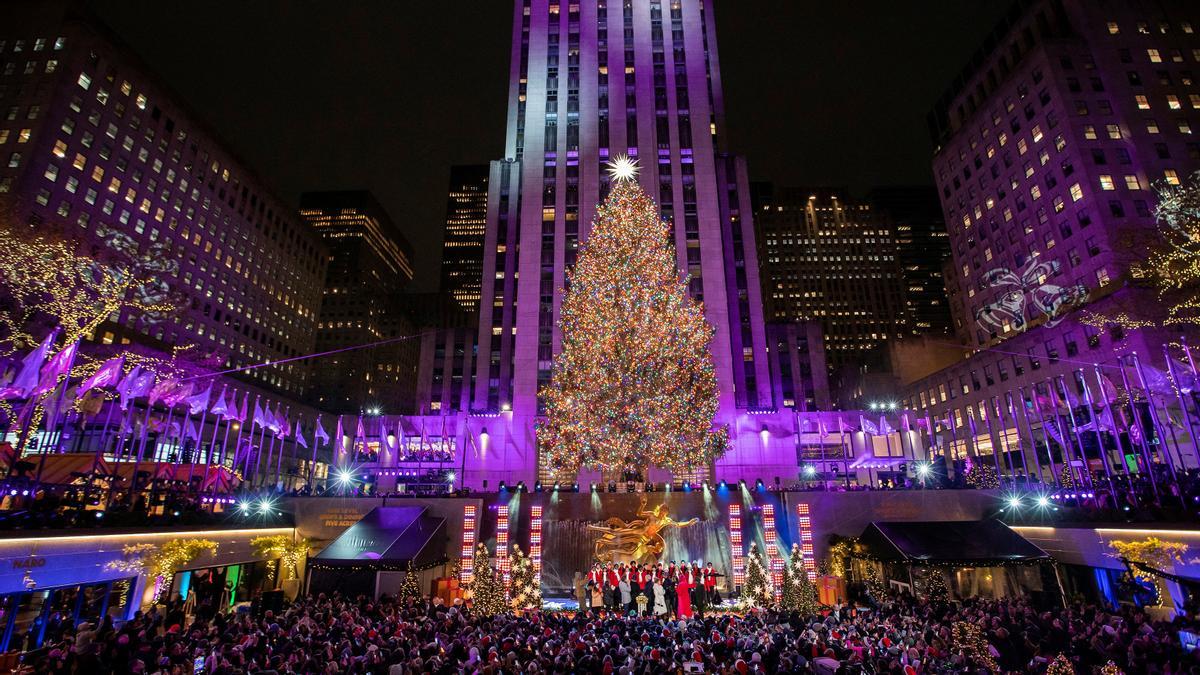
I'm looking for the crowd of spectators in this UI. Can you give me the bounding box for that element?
[21,590,1200,674]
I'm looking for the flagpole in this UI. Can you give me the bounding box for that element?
[1026,384,1060,487]
[1117,356,1159,503]
[12,328,62,462]
[253,401,270,487]
[1094,365,1135,506]
[233,395,253,488]
[273,406,290,490]
[1054,375,1095,503]
[186,401,211,493]
[1078,368,1117,505]
[241,395,260,483]
[128,399,156,507]
[1015,386,1045,483]
[201,385,228,495]
[1003,393,1030,479]
[994,397,1018,478]
[32,379,71,492]
[1163,346,1200,469]
[87,397,118,495]
[1131,352,1183,506]
[979,397,1005,486]
[307,415,321,491]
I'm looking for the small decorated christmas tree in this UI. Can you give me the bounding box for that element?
[740,542,773,609]
[399,560,421,601]
[964,462,999,489]
[509,545,542,611]
[780,543,818,614]
[1046,653,1076,675]
[922,568,949,602]
[862,562,887,601]
[466,543,507,616]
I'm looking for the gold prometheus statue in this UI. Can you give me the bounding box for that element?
[587,495,699,565]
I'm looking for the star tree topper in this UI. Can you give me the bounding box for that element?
[606,154,640,181]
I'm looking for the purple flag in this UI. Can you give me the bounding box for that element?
[148,378,179,406]
[34,339,79,396]
[859,416,879,435]
[295,421,308,449]
[878,416,896,434]
[335,417,345,458]
[252,400,266,429]
[184,419,200,441]
[0,331,56,399]
[237,392,249,422]
[162,381,194,408]
[78,355,125,395]
[118,367,155,410]
[314,417,330,445]
[184,384,211,416]
[209,388,229,418]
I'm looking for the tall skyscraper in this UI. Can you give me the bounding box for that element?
[0,1,326,400]
[300,191,418,414]
[440,165,489,315]
[903,0,1200,463]
[869,186,954,336]
[461,0,783,485]
[754,185,909,370]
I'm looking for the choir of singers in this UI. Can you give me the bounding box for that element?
[584,561,722,618]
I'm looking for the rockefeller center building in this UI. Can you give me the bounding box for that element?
[386,0,837,489]
[904,0,1200,468]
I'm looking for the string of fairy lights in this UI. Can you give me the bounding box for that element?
[537,157,728,474]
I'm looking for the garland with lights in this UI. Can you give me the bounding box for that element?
[508,545,541,611]
[951,621,1000,673]
[740,542,773,610]
[250,535,309,582]
[105,538,218,604]
[1107,537,1188,608]
[466,543,507,616]
[537,167,728,475]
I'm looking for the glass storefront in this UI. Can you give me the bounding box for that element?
[0,578,135,652]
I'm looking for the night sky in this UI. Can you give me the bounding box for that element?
[88,1,1012,290]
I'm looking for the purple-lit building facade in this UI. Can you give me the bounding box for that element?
[0,2,326,403]
[386,0,836,490]
[902,0,1200,470]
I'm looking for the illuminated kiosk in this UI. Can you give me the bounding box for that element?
[306,506,448,598]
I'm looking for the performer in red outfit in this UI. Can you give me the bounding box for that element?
[675,570,695,618]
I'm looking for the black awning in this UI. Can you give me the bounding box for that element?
[858,520,1049,566]
[311,506,447,570]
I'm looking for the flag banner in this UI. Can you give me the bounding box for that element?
[209,389,229,418]
[78,355,125,395]
[185,419,200,441]
[0,330,57,399]
[34,339,79,396]
[295,421,308,449]
[314,417,330,445]
[148,378,180,407]
[334,416,344,456]
[859,416,879,435]
[184,384,211,416]
[878,416,896,434]
[163,381,194,408]
[118,367,154,411]
[252,401,266,429]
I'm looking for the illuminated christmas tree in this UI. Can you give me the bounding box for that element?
[740,542,773,610]
[508,545,541,611]
[399,561,421,601]
[538,156,728,475]
[862,562,887,601]
[466,543,507,616]
[921,568,949,602]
